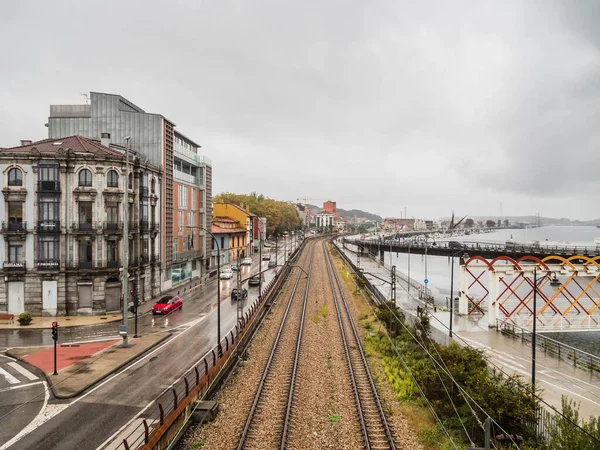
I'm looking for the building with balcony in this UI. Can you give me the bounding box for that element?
[213,203,254,259]
[0,136,162,317]
[47,92,213,291]
[211,217,247,265]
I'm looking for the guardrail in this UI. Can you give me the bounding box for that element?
[497,319,600,373]
[106,241,301,450]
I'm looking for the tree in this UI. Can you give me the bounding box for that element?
[503,219,509,227]
[464,218,474,228]
[486,220,496,228]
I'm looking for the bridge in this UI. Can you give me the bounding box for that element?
[343,237,600,332]
[345,237,600,261]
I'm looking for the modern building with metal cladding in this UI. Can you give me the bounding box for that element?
[48,92,213,292]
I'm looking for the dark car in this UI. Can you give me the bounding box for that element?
[231,288,248,300]
[152,295,183,315]
[448,241,463,249]
[268,260,277,268]
[262,254,271,260]
[248,275,260,286]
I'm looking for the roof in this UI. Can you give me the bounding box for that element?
[212,225,247,234]
[0,135,125,157]
[213,217,238,223]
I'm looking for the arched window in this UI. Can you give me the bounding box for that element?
[8,168,22,186]
[128,173,133,189]
[107,170,118,188]
[79,169,92,187]
[151,178,156,194]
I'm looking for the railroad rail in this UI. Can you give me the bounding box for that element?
[323,241,397,450]
[236,238,315,449]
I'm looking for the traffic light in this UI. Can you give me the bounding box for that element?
[51,321,58,341]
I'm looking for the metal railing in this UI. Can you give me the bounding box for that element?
[103,221,123,232]
[37,220,61,232]
[37,259,60,271]
[66,260,121,270]
[71,221,96,232]
[38,180,60,192]
[3,261,26,272]
[140,186,149,197]
[497,319,600,373]
[1,221,27,232]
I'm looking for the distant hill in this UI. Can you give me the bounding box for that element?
[463,215,600,226]
[304,204,382,222]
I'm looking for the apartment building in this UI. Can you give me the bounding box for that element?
[47,92,213,291]
[0,136,161,316]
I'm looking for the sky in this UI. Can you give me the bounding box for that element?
[1,1,599,221]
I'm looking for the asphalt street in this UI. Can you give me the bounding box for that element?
[0,245,294,450]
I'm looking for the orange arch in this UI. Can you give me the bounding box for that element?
[463,256,493,269]
[541,255,577,269]
[489,255,520,268]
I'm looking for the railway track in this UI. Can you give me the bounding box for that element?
[236,238,316,449]
[323,240,397,450]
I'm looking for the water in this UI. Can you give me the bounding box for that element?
[382,226,600,356]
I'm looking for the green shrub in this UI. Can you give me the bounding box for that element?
[17,312,32,325]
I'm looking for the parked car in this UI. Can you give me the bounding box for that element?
[220,268,233,280]
[231,288,248,300]
[248,274,260,286]
[152,295,183,315]
[242,257,252,266]
[448,241,464,249]
[268,260,277,268]
[262,254,271,260]
[263,242,271,248]
[231,263,238,271]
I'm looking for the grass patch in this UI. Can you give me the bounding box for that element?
[191,442,204,449]
[318,304,329,318]
[328,413,342,423]
[312,314,321,324]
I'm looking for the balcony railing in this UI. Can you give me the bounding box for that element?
[140,186,149,197]
[3,261,26,272]
[38,180,60,192]
[139,220,150,232]
[151,254,159,264]
[1,221,27,232]
[140,253,150,264]
[128,221,139,231]
[72,221,96,232]
[38,259,60,271]
[151,222,159,232]
[103,221,123,232]
[37,220,61,232]
[65,260,121,270]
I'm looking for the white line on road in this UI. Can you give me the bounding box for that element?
[8,362,38,381]
[0,354,16,362]
[0,381,42,394]
[0,367,20,385]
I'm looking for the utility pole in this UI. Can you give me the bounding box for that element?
[259,222,262,296]
[391,265,396,303]
[120,136,131,347]
[236,250,243,359]
[532,267,537,389]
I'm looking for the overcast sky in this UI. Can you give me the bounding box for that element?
[2,1,599,220]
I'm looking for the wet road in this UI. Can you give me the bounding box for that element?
[0,248,294,450]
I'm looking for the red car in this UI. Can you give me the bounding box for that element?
[152,295,183,315]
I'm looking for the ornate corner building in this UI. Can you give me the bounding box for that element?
[0,136,162,316]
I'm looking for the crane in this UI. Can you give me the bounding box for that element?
[297,197,315,210]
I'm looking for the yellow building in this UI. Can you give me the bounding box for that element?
[213,203,253,256]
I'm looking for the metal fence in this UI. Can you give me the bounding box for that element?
[497,319,600,373]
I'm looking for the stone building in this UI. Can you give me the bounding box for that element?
[0,136,162,316]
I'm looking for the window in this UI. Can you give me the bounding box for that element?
[106,203,119,225]
[151,178,156,194]
[221,237,225,249]
[191,189,195,210]
[107,170,118,188]
[79,169,92,187]
[8,245,23,263]
[128,173,133,189]
[178,211,184,233]
[39,164,59,181]
[78,239,93,268]
[78,202,93,229]
[8,168,22,186]
[151,205,156,225]
[8,202,23,225]
[39,197,59,221]
[38,236,59,260]
[178,185,188,208]
[106,240,118,263]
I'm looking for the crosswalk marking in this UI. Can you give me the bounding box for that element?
[8,362,38,381]
[0,367,20,384]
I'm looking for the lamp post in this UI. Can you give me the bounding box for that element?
[187,225,222,355]
[532,267,537,389]
[258,221,263,295]
[120,136,131,347]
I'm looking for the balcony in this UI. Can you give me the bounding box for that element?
[140,253,150,264]
[38,180,60,193]
[151,222,159,232]
[139,220,150,232]
[1,221,27,234]
[107,260,121,269]
[65,260,121,271]
[140,186,149,197]
[3,261,26,273]
[38,259,60,271]
[151,254,159,264]
[37,220,61,233]
[103,221,123,233]
[128,221,139,231]
[72,221,96,233]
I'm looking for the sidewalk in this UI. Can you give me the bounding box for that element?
[0,275,207,330]
[7,331,171,398]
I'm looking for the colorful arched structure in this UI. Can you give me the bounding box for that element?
[459,254,600,330]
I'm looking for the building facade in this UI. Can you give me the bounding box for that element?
[47,92,212,292]
[213,203,253,258]
[315,211,334,230]
[211,217,247,265]
[0,136,161,316]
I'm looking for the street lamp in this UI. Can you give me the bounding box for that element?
[120,136,131,348]
[187,225,222,355]
[449,250,469,338]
